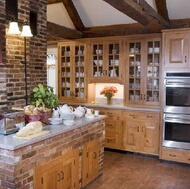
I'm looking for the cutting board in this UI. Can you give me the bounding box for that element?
[13,130,50,140]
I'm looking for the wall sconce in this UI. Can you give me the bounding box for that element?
[7,21,33,105]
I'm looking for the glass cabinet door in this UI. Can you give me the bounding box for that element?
[146,40,160,103]
[108,42,120,78]
[128,42,141,103]
[74,44,85,99]
[92,43,104,78]
[61,45,72,98]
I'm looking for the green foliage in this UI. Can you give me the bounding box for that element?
[30,84,59,109]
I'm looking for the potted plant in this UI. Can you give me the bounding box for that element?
[30,83,59,110]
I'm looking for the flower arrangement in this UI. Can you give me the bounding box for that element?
[100,86,118,104]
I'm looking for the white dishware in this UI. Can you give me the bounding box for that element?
[94,110,99,117]
[52,109,59,118]
[48,118,62,125]
[58,104,73,115]
[85,108,93,115]
[85,114,95,119]
[63,120,75,126]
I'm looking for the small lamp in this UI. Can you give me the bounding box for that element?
[8,21,21,35]
[21,24,33,37]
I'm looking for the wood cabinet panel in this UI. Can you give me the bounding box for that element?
[162,29,190,70]
[82,138,100,187]
[34,149,79,189]
[122,110,160,155]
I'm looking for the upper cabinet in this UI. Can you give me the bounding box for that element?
[58,42,87,103]
[162,28,190,70]
[88,39,124,83]
[124,35,161,107]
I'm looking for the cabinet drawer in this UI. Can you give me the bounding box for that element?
[105,121,119,132]
[105,134,121,148]
[161,148,190,164]
[100,109,120,120]
[122,110,159,121]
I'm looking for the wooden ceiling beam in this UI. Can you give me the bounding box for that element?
[61,0,85,31]
[47,0,63,5]
[155,0,170,22]
[103,0,170,28]
[47,21,83,39]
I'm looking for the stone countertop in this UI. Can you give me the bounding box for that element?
[0,115,106,151]
[67,102,160,112]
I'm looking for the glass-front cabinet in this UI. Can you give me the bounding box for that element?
[125,36,161,106]
[89,40,123,83]
[58,42,87,102]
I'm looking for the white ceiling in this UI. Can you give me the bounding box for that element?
[47,0,190,29]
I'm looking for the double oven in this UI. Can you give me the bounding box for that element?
[163,72,190,150]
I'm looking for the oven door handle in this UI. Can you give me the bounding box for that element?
[165,116,190,124]
[166,79,190,87]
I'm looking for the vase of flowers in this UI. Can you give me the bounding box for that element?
[100,86,118,105]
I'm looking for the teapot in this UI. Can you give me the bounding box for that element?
[52,109,59,118]
[75,106,86,114]
[58,104,73,114]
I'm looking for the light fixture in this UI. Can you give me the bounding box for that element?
[8,21,21,35]
[8,20,33,105]
[21,24,33,37]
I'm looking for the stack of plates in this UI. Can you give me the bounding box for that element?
[48,118,62,125]
[63,120,75,126]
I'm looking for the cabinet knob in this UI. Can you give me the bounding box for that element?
[57,173,61,182]
[169,154,176,157]
[61,171,64,180]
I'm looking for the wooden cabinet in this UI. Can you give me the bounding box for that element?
[162,28,190,70]
[89,39,123,83]
[58,41,87,103]
[161,148,190,164]
[82,138,100,187]
[99,108,122,149]
[122,110,160,155]
[34,148,79,189]
[124,36,161,107]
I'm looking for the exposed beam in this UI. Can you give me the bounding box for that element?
[83,23,163,38]
[103,0,170,28]
[47,0,63,5]
[155,0,169,22]
[61,0,85,31]
[47,21,83,39]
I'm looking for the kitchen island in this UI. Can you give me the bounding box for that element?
[0,115,106,189]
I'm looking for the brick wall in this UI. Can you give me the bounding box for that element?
[0,0,47,109]
[0,120,105,189]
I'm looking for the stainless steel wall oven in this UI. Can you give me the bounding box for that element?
[163,72,190,150]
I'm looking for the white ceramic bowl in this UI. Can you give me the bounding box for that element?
[63,120,75,126]
[48,118,62,125]
[60,113,75,120]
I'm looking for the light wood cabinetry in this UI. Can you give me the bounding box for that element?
[125,36,161,107]
[34,148,79,189]
[122,110,160,155]
[58,41,87,102]
[99,108,122,149]
[162,28,190,70]
[161,148,190,164]
[89,39,123,83]
[82,138,100,187]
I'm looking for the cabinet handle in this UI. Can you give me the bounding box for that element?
[144,94,146,100]
[140,94,143,100]
[142,127,144,133]
[57,173,61,182]
[61,171,64,180]
[94,152,97,159]
[137,126,140,132]
[147,115,153,118]
[169,154,176,157]
[105,70,107,76]
[185,56,187,62]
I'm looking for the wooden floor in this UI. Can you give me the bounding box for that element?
[86,150,190,189]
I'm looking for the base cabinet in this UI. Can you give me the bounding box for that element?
[34,148,79,189]
[82,139,100,187]
[160,148,190,164]
[122,110,160,155]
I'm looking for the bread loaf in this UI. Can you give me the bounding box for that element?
[16,121,43,137]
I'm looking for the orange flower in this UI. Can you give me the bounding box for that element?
[100,86,118,99]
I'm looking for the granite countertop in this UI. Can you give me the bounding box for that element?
[0,115,106,151]
[68,102,161,112]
